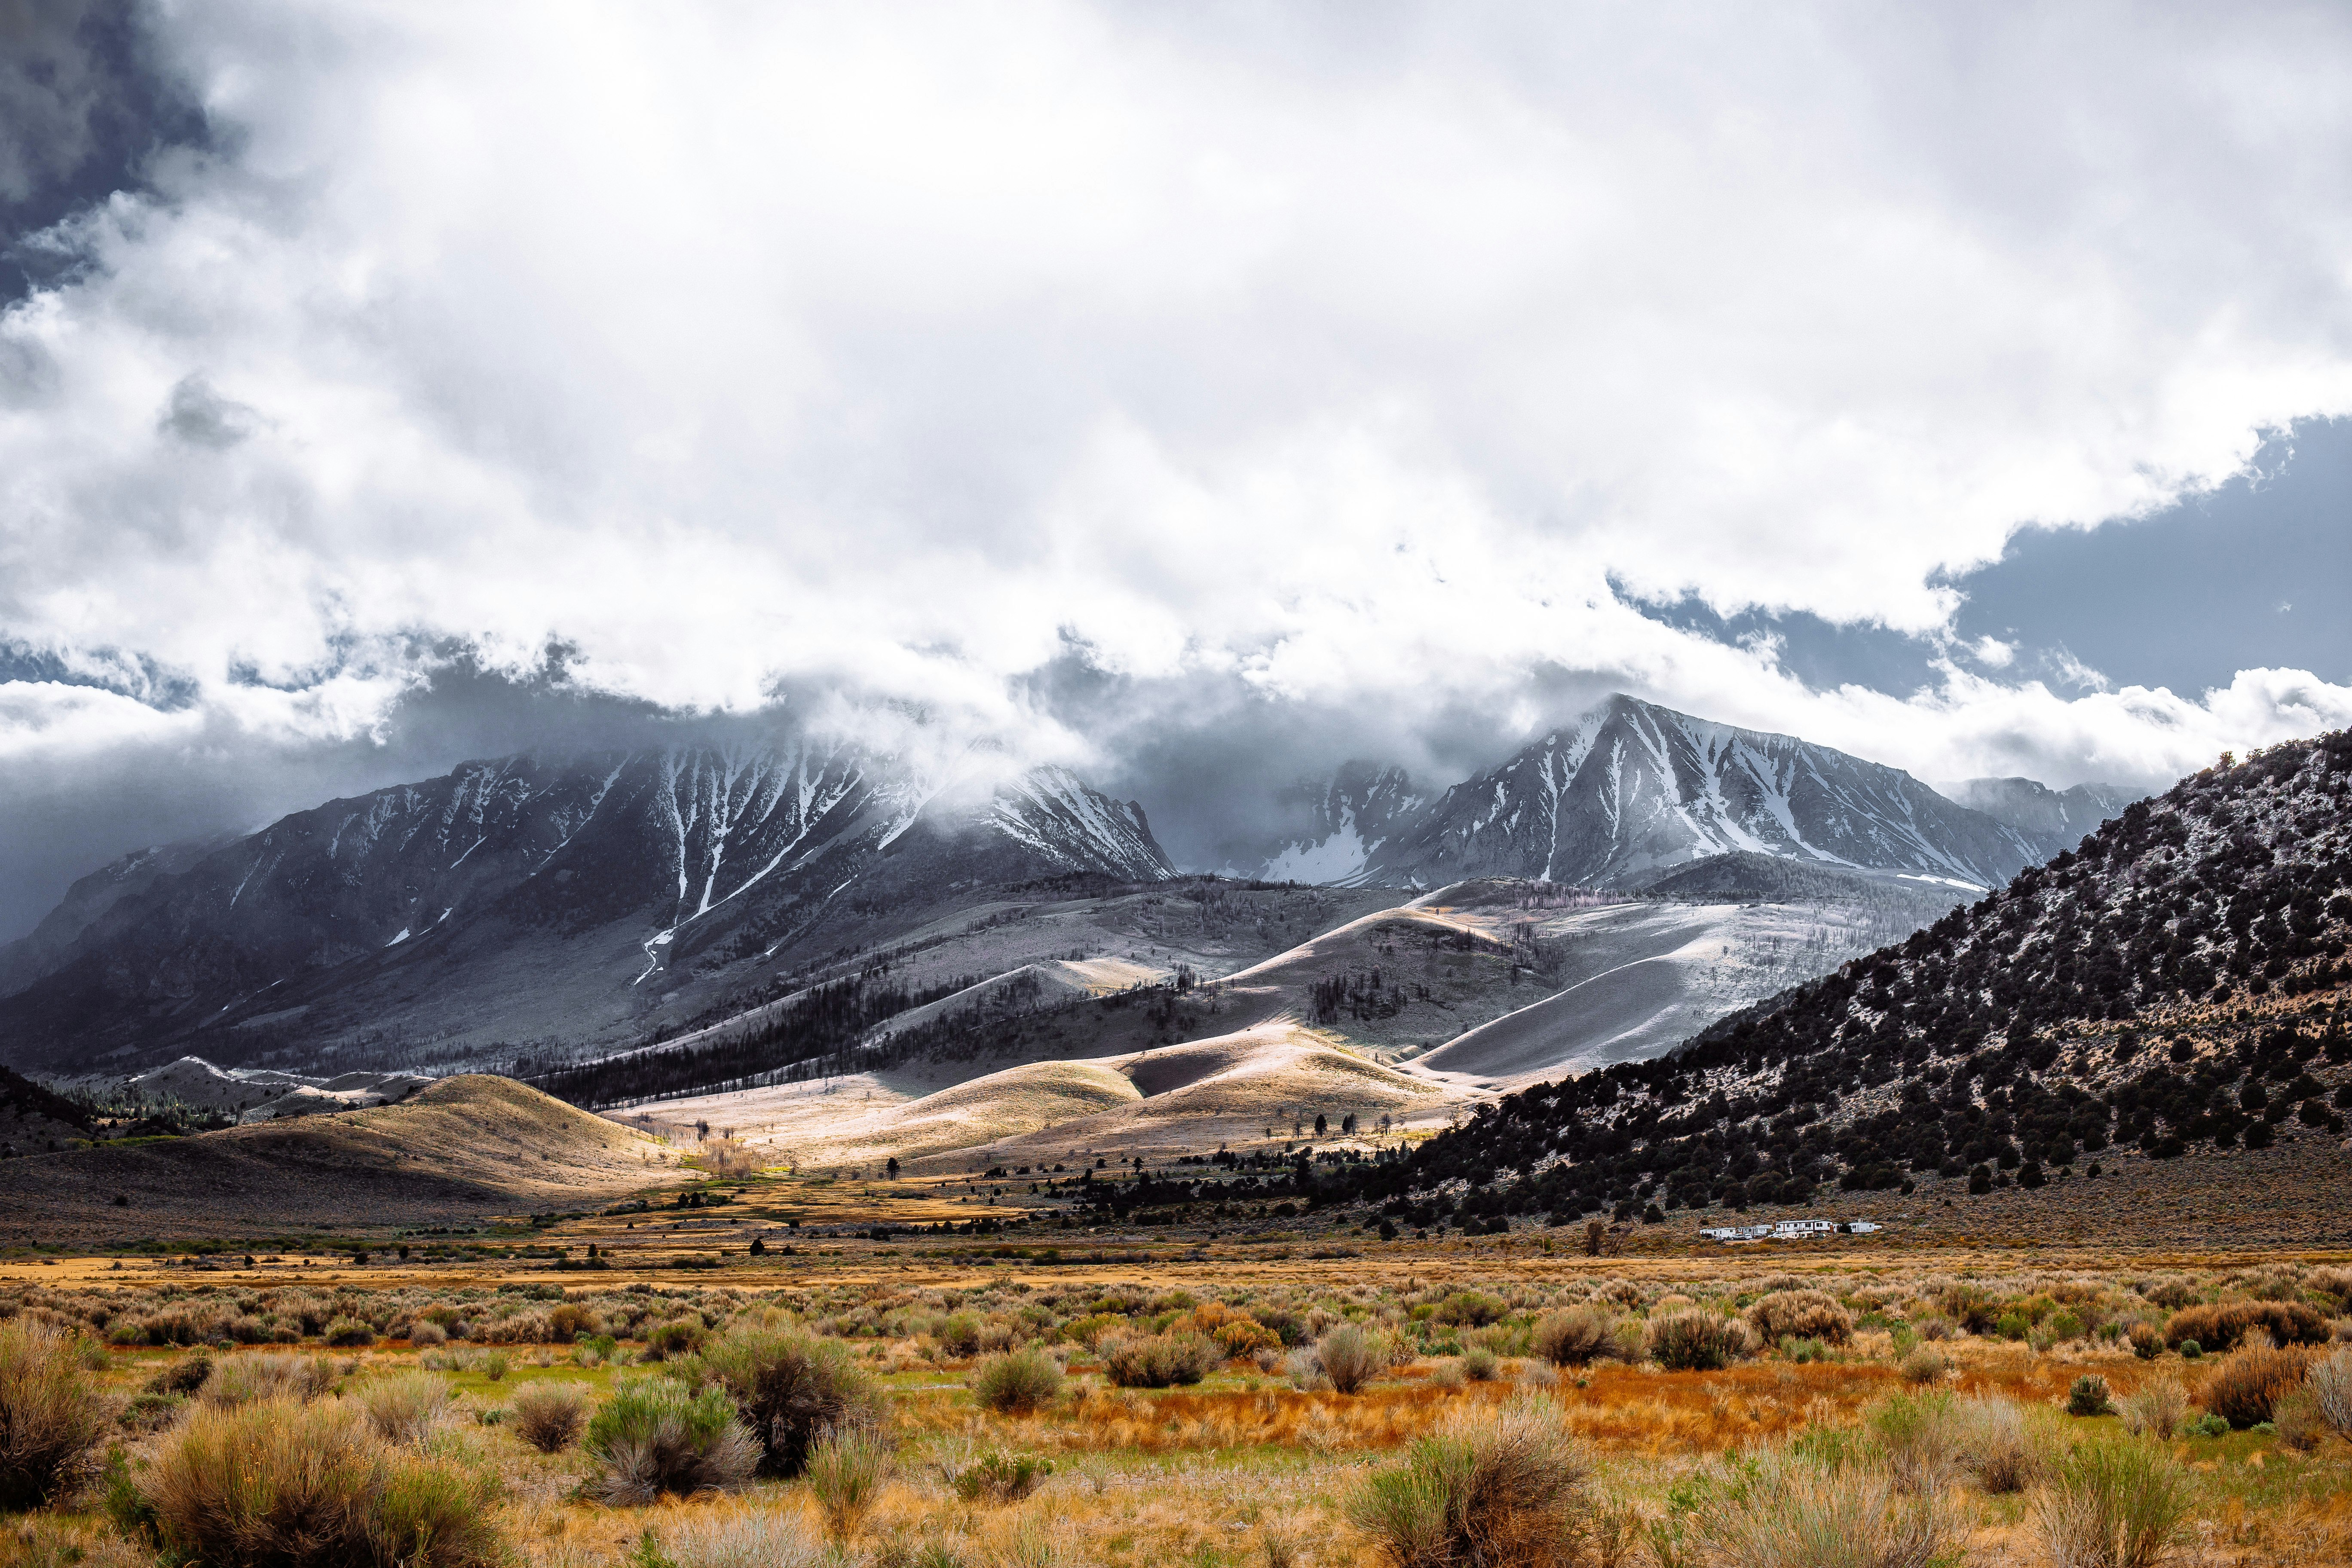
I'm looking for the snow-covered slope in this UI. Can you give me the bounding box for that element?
[1251,763,1425,885]
[1365,695,2042,891]
[1938,777,2139,861]
[0,744,1173,1075]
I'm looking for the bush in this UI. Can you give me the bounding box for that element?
[202,1352,334,1408]
[1461,1347,1500,1383]
[322,1318,376,1348]
[139,1396,501,1568]
[0,1320,104,1511]
[357,1370,451,1446]
[2164,1300,2328,1352]
[1531,1307,1618,1368]
[1433,1292,1507,1328]
[2119,1379,2188,1441]
[1348,1395,1592,1567]
[692,1329,884,1477]
[510,1381,589,1452]
[144,1354,214,1397]
[584,1379,760,1505]
[2032,1440,2191,1568]
[2126,1324,2162,1360]
[1866,1391,1967,1494]
[950,1449,1054,1507]
[1646,1312,1751,1372]
[2199,1345,2312,1429]
[803,1424,889,1542]
[1314,1326,1384,1396]
[645,1320,708,1361]
[2068,1375,2113,1418]
[2309,1348,2352,1437]
[2275,1389,2328,1453]
[1694,1447,1961,1568]
[478,1351,510,1383]
[970,1348,1063,1415]
[1103,1331,1219,1390]
[655,1505,833,1568]
[1744,1290,1853,1346]
[121,1392,188,1434]
[1960,1396,2048,1494]
[1899,1345,1948,1385]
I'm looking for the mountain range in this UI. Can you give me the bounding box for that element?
[0,693,2139,1088]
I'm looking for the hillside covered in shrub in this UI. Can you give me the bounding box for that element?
[1343,730,2352,1226]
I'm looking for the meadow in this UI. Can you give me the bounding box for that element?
[6,1243,2352,1568]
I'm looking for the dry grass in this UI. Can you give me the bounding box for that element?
[511,1381,590,1453]
[2199,1344,2315,1429]
[1348,1393,1592,1567]
[0,1320,102,1512]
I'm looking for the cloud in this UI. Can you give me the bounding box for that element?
[2,0,2351,920]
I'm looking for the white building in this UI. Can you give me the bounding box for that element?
[1770,1218,1838,1238]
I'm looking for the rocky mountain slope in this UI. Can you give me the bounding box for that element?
[1245,695,2063,893]
[0,744,1173,1076]
[1939,776,2138,861]
[1346,729,2352,1226]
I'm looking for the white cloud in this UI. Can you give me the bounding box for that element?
[1,0,2350,798]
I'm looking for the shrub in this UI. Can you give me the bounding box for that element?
[1646,1312,1751,1372]
[971,1348,1062,1415]
[409,1321,449,1348]
[1315,1326,1384,1396]
[2032,1440,2191,1568]
[2199,1344,2312,1429]
[139,1396,501,1568]
[646,1320,708,1361]
[121,1392,188,1434]
[1694,1447,1960,1568]
[478,1351,511,1383]
[2309,1348,2352,1436]
[583,1378,759,1505]
[803,1424,889,1542]
[692,1329,884,1476]
[510,1381,589,1452]
[2126,1324,2162,1360]
[1103,1331,1219,1390]
[2118,1379,2188,1441]
[1866,1391,1967,1494]
[1461,1347,1500,1383]
[2178,1341,2201,1360]
[1531,1307,1618,1368]
[2068,1375,2113,1418]
[1899,1345,1948,1385]
[1348,1395,1592,1567]
[0,1320,104,1511]
[2164,1300,2328,1352]
[656,1505,833,1568]
[358,1370,451,1446]
[322,1318,376,1348]
[936,1313,984,1358]
[1744,1290,1853,1346]
[202,1353,334,1408]
[951,1449,1053,1507]
[1960,1396,2048,1494]
[1433,1291,1507,1328]
[144,1354,213,1397]
[2275,1389,2328,1453]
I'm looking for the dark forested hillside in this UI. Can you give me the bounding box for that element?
[1347,730,2352,1225]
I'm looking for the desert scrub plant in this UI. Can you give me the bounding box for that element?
[2126,1323,2163,1360]
[138,1395,502,1568]
[2163,1300,2328,1352]
[692,1328,883,1476]
[649,1505,835,1568]
[1958,1396,2049,1494]
[1692,1447,1961,1568]
[971,1348,1062,1415]
[2310,1347,2352,1436]
[803,1424,889,1542]
[1646,1312,1751,1372]
[1315,1326,1386,1396]
[201,1351,334,1408]
[144,1353,213,1397]
[950,1449,1053,1507]
[2274,1388,2328,1453]
[0,1320,104,1511]
[2032,1440,2191,1568]
[2118,1378,2188,1441]
[2068,1375,2113,1418]
[645,1319,709,1362]
[2199,1344,2313,1428]
[1743,1290,1853,1346]
[1461,1347,1500,1383]
[1865,1390,1967,1494]
[1348,1394,1592,1567]
[1531,1307,1618,1368]
[1898,1345,1948,1385]
[358,1369,452,1446]
[478,1350,511,1383]
[583,1378,759,1505]
[322,1317,376,1348]
[510,1381,589,1453]
[1102,1331,1217,1390]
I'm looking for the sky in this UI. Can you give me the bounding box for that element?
[1,0,2349,937]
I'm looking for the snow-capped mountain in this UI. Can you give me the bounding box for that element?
[1251,763,1425,886]
[1938,776,2138,861]
[0,744,1171,1075]
[1362,695,2043,891]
